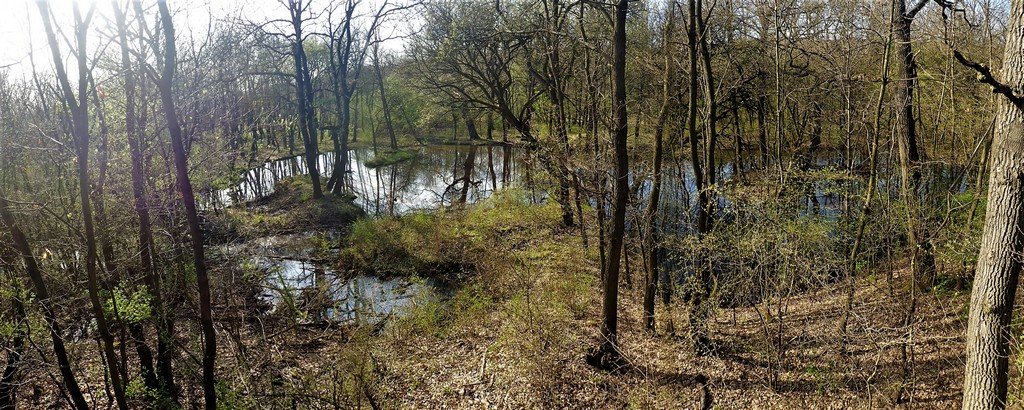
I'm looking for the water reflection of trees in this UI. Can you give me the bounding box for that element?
[207,145,520,215]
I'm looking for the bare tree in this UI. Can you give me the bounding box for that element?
[589,0,628,368]
[36,3,129,408]
[112,0,178,400]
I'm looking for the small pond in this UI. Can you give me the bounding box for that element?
[222,232,439,325]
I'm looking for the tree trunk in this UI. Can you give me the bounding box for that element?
[688,0,708,235]
[0,191,89,410]
[893,0,936,289]
[458,146,478,204]
[840,0,894,341]
[687,0,713,355]
[373,44,399,150]
[463,107,481,140]
[696,0,717,190]
[962,0,1024,406]
[732,96,743,176]
[486,112,494,140]
[591,0,629,367]
[757,96,769,168]
[156,3,218,408]
[643,13,674,331]
[36,4,129,408]
[114,0,177,399]
[0,275,25,410]
[290,0,323,199]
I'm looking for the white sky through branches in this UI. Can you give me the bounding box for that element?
[0,0,410,80]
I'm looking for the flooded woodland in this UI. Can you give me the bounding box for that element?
[1,0,1024,408]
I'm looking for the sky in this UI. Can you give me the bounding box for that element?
[0,0,409,79]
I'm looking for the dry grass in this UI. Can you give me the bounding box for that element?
[308,192,977,409]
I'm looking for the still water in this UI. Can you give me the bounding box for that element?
[212,145,967,323]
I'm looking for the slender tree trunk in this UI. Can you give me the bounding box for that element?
[373,44,399,150]
[156,3,217,408]
[643,12,674,331]
[688,0,708,235]
[757,96,769,168]
[687,0,713,355]
[840,0,894,341]
[114,1,177,399]
[893,0,936,290]
[486,112,494,140]
[0,192,89,410]
[591,0,629,366]
[0,275,24,410]
[696,0,717,190]
[962,0,1024,406]
[290,0,323,199]
[732,96,743,176]
[37,5,129,408]
[463,106,481,140]
[458,147,478,204]
[773,0,785,171]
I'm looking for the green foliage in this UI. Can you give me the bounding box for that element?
[207,176,365,240]
[342,212,466,277]
[667,173,846,307]
[365,149,417,168]
[216,380,256,410]
[104,285,153,325]
[341,189,562,279]
[935,192,985,285]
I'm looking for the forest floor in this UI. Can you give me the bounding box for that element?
[210,188,983,409]
[19,178,984,409]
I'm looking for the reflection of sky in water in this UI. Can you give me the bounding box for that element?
[209,149,972,321]
[205,146,969,231]
[203,146,518,216]
[258,256,434,324]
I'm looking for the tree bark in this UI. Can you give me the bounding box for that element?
[373,43,399,150]
[757,96,769,168]
[840,0,894,341]
[643,10,675,332]
[114,0,177,399]
[893,0,936,289]
[696,0,717,190]
[36,4,129,409]
[290,0,323,199]
[155,2,218,408]
[687,0,713,355]
[593,0,629,366]
[962,0,1024,407]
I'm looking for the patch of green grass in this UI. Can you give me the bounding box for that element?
[365,149,417,168]
[206,176,365,240]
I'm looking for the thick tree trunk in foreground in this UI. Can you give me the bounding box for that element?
[156,2,218,408]
[962,0,1024,407]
